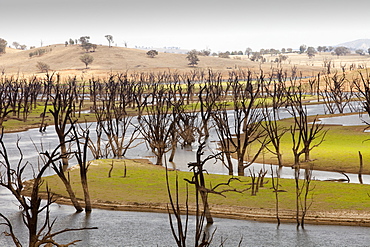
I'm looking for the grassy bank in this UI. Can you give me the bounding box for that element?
[1,103,98,132]
[36,159,370,217]
[252,114,370,174]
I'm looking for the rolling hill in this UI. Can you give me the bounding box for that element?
[336,39,370,51]
[0,44,256,76]
[0,44,327,78]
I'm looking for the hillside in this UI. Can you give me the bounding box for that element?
[0,44,256,76]
[336,39,370,50]
[0,44,324,78]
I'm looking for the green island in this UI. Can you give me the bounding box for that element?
[29,137,370,227]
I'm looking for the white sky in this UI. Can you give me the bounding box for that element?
[1,0,369,52]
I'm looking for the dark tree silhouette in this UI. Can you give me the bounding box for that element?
[0,129,97,246]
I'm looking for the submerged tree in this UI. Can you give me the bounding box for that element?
[0,129,97,246]
[138,87,174,166]
[212,71,267,176]
[48,83,83,211]
[287,92,327,165]
[185,142,242,224]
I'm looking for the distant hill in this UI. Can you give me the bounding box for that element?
[135,46,189,54]
[0,44,254,75]
[336,39,370,50]
[0,44,324,77]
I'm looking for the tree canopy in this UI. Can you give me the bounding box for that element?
[299,45,307,54]
[79,36,95,52]
[146,50,158,58]
[186,50,199,66]
[0,38,7,53]
[105,35,114,48]
[306,47,317,58]
[80,54,94,69]
[333,46,350,56]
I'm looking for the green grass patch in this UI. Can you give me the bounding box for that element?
[2,103,98,132]
[253,115,370,174]
[40,159,370,213]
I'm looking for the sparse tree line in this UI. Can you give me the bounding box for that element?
[213,45,370,62]
[2,35,369,62]
[1,68,370,245]
[29,48,52,58]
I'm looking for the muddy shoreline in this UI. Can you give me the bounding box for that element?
[33,191,370,228]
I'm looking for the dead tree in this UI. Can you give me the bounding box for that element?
[0,129,96,246]
[353,71,370,117]
[261,102,288,167]
[166,167,216,247]
[48,83,83,211]
[39,74,54,132]
[261,69,289,109]
[212,71,267,176]
[72,125,92,211]
[49,83,76,169]
[138,87,173,166]
[166,171,189,247]
[170,87,200,148]
[294,166,315,229]
[185,142,242,224]
[320,73,354,114]
[212,107,235,175]
[89,74,139,158]
[270,165,282,226]
[248,168,267,196]
[287,86,328,164]
[198,81,222,139]
[249,169,257,196]
[94,101,140,158]
[358,151,364,184]
[0,82,12,127]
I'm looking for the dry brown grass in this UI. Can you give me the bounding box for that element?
[2,44,370,81]
[0,44,328,78]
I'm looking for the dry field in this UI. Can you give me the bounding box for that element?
[0,44,340,79]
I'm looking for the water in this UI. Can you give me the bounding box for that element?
[318,113,370,126]
[1,203,370,246]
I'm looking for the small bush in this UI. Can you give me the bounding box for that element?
[146,50,158,58]
[36,61,50,72]
[29,48,52,58]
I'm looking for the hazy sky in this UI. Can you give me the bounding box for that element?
[1,0,370,52]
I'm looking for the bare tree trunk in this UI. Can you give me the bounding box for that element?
[73,126,92,212]
[53,164,84,212]
[200,190,213,224]
[359,151,364,184]
[277,153,283,167]
[271,166,281,226]
[294,167,301,229]
[81,171,92,211]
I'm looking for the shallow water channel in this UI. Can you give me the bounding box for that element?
[1,103,370,246]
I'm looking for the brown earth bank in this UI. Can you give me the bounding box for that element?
[23,188,370,228]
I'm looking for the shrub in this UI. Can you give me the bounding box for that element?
[146,50,158,58]
[29,48,51,58]
[36,61,50,72]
